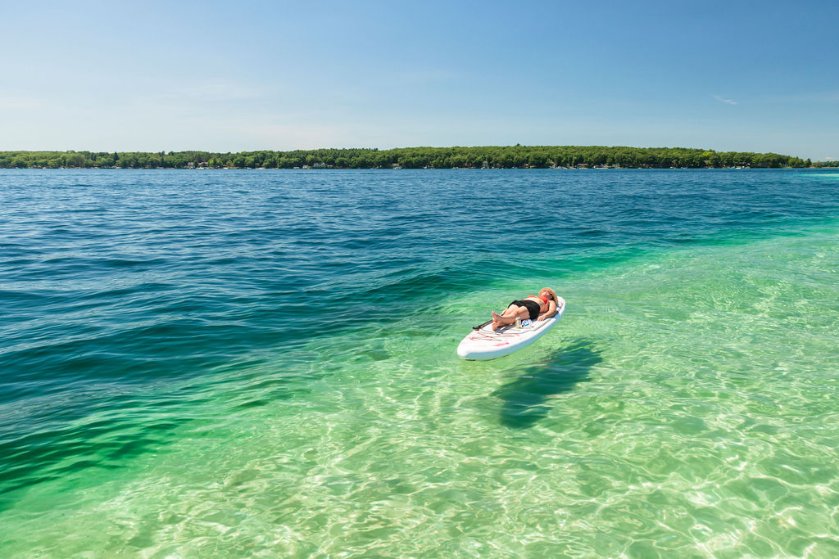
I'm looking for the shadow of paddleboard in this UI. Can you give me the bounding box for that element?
[493,338,602,429]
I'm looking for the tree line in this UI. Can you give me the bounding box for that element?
[0,146,813,169]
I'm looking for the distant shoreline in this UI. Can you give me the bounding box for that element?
[2,146,831,170]
[4,166,834,171]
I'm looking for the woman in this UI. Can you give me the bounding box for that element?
[491,287,560,331]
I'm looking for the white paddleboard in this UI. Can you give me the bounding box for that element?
[457,297,566,360]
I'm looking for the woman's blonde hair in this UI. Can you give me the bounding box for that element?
[541,287,559,304]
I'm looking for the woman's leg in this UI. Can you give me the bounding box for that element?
[491,304,530,330]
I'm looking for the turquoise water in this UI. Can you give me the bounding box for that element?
[1,169,837,557]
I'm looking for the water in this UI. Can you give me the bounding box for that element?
[1,169,837,557]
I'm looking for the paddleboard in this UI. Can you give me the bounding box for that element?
[457,297,566,360]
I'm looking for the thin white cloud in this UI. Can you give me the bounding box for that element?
[395,69,456,84]
[713,95,737,105]
[228,121,362,151]
[176,81,266,101]
[0,94,43,110]
[137,80,268,105]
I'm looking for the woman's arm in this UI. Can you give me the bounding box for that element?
[536,300,557,321]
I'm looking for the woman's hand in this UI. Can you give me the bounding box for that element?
[537,300,558,321]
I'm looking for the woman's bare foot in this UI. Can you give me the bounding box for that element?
[491,311,503,330]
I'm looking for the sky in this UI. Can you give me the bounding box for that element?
[1,0,837,159]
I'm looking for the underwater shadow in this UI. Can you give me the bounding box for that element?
[493,338,602,429]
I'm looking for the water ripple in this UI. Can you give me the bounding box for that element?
[0,169,837,555]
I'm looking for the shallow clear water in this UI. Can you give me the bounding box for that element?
[1,169,837,557]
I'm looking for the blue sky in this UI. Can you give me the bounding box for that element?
[1,0,837,159]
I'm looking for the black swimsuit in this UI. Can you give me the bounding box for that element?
[509,299,541,320]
